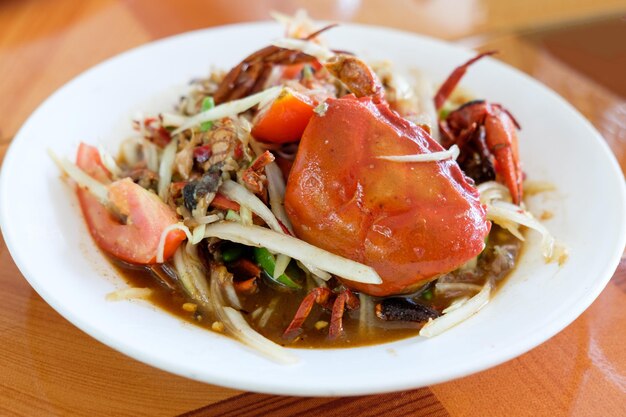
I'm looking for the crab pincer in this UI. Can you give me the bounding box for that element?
[435,52,524,204]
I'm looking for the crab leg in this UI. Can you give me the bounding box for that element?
[328,289,360,339]
[283,287,332,340]
[434,51,496,110]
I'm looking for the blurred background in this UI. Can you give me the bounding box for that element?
[1,0,625,171]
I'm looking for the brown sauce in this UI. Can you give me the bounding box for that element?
[109,226,521,348]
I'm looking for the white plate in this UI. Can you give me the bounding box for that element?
[1,22,625,396]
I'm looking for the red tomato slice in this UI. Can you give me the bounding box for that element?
[76,143,186,264]
[251,89,316,144]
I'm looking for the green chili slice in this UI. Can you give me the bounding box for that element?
[253,247,301,289]
[221,243,244,263]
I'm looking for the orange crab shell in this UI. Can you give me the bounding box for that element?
[285,95,490,296]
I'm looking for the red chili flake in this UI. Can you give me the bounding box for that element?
[155,127,172,146]
[170,181,188,197]
[193,145,212,163]
[144,117,171,147]
[233,142,244,160]
[233,277,258,294]
[248,150,275,171]
[230,258,261,279]
[277,219,293,236]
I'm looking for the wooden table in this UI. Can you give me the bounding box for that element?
[1,1,625,415]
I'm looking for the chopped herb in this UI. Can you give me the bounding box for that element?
[200,96,215,132]
[225,209,242,222]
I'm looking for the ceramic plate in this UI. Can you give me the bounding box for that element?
[1,22,625,396]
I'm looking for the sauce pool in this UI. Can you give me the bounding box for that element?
[108,226,521,348]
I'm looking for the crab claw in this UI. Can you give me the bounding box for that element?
[444,101,523,205]
[484,105,523,204]
[435,51,523,204]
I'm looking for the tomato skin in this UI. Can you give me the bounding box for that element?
[285,97,489,296]
[76,143,185,264]
[251,89,316,144]
[76,142,111,183]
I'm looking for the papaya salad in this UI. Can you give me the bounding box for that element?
[51,12,564,362]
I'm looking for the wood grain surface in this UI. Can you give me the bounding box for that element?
[1,1,625,416]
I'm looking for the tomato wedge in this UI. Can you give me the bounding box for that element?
[76,143,186,264]
[251,89,316,144]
